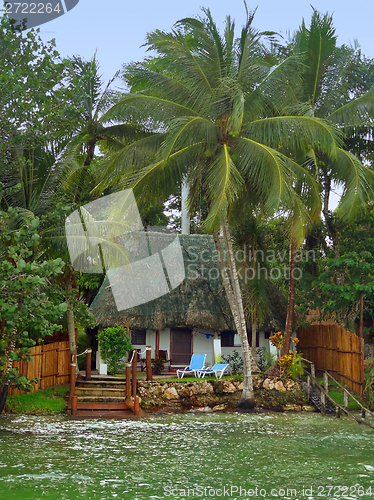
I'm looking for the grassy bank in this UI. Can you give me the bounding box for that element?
[4,384,69,414]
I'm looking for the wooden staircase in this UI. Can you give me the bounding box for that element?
[67,379,147,420]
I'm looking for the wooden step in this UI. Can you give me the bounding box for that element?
[71,410,138,420]
[67,401,130,411]
[75,387,127,397]
[77,380,128,389]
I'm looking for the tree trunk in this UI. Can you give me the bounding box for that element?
[251,314,257,361]
[66,269,78,374]
[359,291,364,339]
[213,223,255,410]
[281,238,297,357]
[0,336,16,413]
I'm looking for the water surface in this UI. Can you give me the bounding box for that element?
[1,412,374,499]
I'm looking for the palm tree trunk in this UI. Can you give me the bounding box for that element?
[281,238,297,356]
[66,269,78,374]
[0,335,16,413]
[251,312,257,360]
[213,223,255,410]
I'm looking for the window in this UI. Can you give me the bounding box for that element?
[131,329,146,345]
[220,331,235,347]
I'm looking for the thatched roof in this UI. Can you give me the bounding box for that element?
[90,233,286,332]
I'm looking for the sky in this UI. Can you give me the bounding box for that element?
[33,0,374,86]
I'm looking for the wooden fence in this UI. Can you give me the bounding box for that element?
[297,324,364,395]
[8,341,71,395]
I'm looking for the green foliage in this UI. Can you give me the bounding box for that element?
[152,357,165,375]
[278,352,306,378]
[297,208,374,330]
[5,384,69,414]
[0,15,80,174]
[222,350,243,375]
[97,325,133,375]
[0,208,69,391]
[256,347,275,372]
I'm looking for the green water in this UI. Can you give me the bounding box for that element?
[1,412,374,500]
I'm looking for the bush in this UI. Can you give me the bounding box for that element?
[256,347,275,372]
[222,350,243,375]
[152,357,165,375]
[97,325,133,375]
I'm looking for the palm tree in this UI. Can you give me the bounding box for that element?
[280,10,374,355]
[97,7,340,409]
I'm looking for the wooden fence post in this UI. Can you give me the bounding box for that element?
[344,390,349,411]
[86,349,92,381]
[69,362,76,402]
[323,372,328,394]
[132,350,137,399]
[311,363,316,386]
[307,375,311,399]
[126,363,131,399]
[320,391,326,415]
[146,346,152,382]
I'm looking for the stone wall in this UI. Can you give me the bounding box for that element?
[138,375,315,412]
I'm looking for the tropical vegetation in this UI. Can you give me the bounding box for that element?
[1,6,374,410]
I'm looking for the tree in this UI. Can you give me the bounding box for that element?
[0,16,79,176]
[0,208,68,412]
[280,10,374,354]
[298,208,374,332]
[97,7,340,409]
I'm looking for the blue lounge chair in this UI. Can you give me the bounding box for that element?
[176,354,207,378]
[197,363,229,379]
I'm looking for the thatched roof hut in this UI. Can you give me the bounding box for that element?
[90,233,286,332]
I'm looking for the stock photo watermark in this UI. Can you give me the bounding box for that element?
[163,484,373,498]
[186,245,316,283]
[3,0,80,30]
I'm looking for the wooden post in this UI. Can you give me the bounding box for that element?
[361,408,366,419]
[336,406,341,418]
[146,346,152,382]
[307,375,311,399]
[134,395,140,416]
[126,363,131,399]
[320,391,326,415]
[132,350,137,398]
[85,349,92,381]
[344,390,349,411]
[155,330,160,360]
[69,362,76,402]
[311,363,315,386]
[323,372,328,394]
[71,395,78,416]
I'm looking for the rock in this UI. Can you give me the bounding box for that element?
[178,386,194,398]
[164,387,179,400]
[221,381,236,393]
[193,381,213,395]
[283,404,302,411]
[252,376,263,389]
[138,387,149,397]
[212,404,227,412]
[274,380,286,391]
[302,405,316,412]
[262,378,275,390]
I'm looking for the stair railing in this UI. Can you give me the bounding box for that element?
[301,358,374,429]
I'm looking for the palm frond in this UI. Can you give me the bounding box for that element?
[244,115,341,157]
[204,144,244,231]
[333,148,374,221]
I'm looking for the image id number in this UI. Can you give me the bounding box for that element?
[5,2,62,14]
